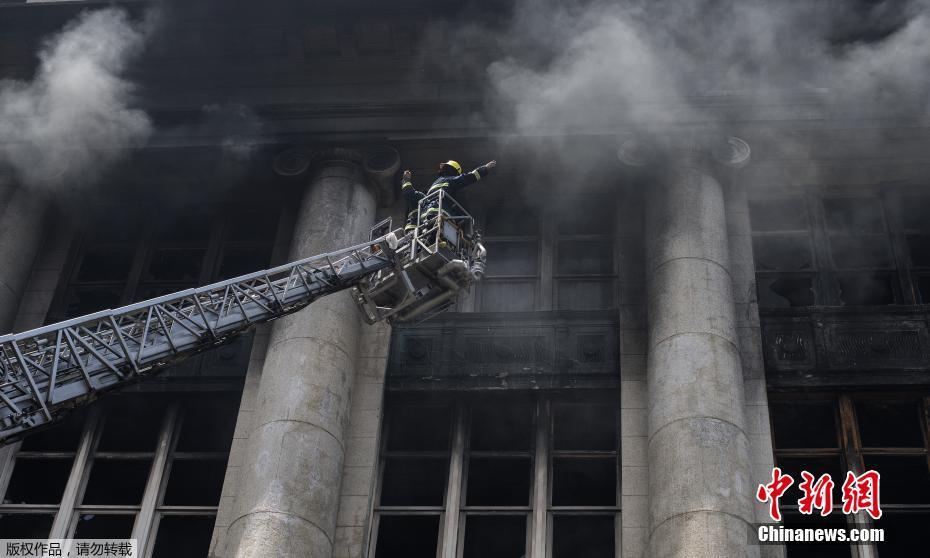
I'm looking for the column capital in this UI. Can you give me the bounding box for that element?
[617,134,751,170]
[272,145,400,207]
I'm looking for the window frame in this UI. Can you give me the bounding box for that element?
[749,187,926,308]
[473,194,618,313]
[0,391,238,557]
[371,391,621,558]
[768,390,930,557]
[49,204,280,322]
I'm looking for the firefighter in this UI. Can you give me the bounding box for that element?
[428,159,497,198]
[401,169,424,234]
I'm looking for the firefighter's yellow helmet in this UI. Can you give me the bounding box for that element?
[440,160,463,175]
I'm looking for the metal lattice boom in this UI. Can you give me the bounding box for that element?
[0,234,400,442]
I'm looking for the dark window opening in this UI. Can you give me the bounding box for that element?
[861,456,930,504]
[176,394,239,453]
[917,274,930,304]
[151,515,216,558]
[0,514,54,539]
[553,405,617,451]
[56,206,279,320]
[557,240,613,275]
[552,457,616,507]
[462,515,527,558]
[162,460,227,506]
[20,410,86,452]
[552,515,614,558]
[72,514,135,539]
[386,405,452,452]
[556,279,614,311]
[97,398,168,452]
[756,276,816,307]
[465,457,531,506]
[899,196,930,231]
[770,400,839,449]
[875,512,930,558]
[75,248,134,283]
[374,515,440,558]
[749,198,809,232]
[823,198,885,233]
[217,247,272,279]
[144,249,206,283]
[480,281,536,312]
[906,234,930,268]
[380,458,449,507]
[470,400,534,452]
[375,392,618,556]
[753,236,813,271]
[855,400,925,448]
[82,459,152,505]
[3,459,72,505]
[836,273,895,305]
[829,236,892,269]
[771,392,930,558]
[484,241,539,276]
[484,205,539,237]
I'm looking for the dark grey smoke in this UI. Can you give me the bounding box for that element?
[425,0,930,133]
[0,8,153,190]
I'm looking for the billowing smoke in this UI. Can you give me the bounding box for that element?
[0,8,152,190]
[425,0,930,134]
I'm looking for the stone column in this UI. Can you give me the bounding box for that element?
[644,151,756,557]
[226,151,376,558]
[0,183,46,334]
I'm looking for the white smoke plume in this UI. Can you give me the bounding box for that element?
[0,8,152,190]
[426,0,930,134]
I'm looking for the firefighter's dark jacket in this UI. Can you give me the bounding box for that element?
[427,164,493,196]
[401,179,424,231]
[401,164,493,231]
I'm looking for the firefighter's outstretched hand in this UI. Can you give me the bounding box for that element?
[486,160,497,169]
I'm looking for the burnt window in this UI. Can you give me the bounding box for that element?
[769,392,930,557]
[475,192,617,313]
[555,197,616,311]
[55,206,279,320]
[899,195,930,304]
[824,197,896,305]
[750,196,818,307]
[750,194,903,307]
[373,391,618,558]
[478,200,540,313]
[0,392,237,547]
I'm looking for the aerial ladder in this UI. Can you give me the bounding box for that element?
[0,190,485,443]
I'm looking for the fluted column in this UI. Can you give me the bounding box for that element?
[227,151,376,557]
[644,150,756,557]
[0,183,46,334]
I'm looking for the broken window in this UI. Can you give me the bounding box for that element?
[835,273,895,306]
[750,193,921,306]
[750,196,819,307]
[824,197,897,305]
[769,393,930,557]
[373,391,619,558]
[755,276,815,308]
[899,195,930,304]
